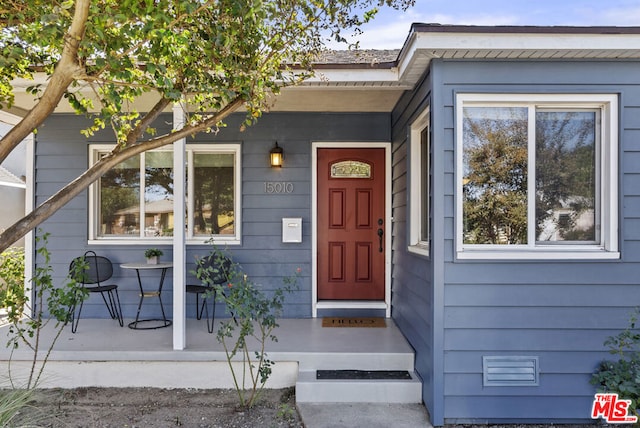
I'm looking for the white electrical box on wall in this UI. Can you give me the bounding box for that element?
[282,218,302,243]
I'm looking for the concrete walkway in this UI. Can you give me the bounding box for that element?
[298,403,433,428]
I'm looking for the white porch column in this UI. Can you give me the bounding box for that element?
[172,103,186,350]
[24,132,35,318]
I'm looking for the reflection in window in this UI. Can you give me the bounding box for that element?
[144,152,174,237]
[462,107,528,244]
[462,106,599,246]
[99,155,141,237]
[192,153,235,236]
[92,145,240,242]
[535,111,596,243]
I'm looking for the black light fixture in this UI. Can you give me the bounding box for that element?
[270,141,284,167]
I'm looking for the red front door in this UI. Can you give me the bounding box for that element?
[317,148,386,300]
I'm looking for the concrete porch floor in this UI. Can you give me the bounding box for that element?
[0,317,418,391]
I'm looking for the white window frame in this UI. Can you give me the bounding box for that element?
[455,93,619,260]
[186,144,241,245]
[408,108,430,256]
[88,144,242,245]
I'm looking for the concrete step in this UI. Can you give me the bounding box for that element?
[296,370,423,403]
[295,351,416,372]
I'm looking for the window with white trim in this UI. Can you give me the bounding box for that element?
[409,108,430,255]
[456,94,618,259]
[89,144,241,244]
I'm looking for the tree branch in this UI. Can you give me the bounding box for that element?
[124,96,172,147]
[0,0,90,164]
[0,96,244,252]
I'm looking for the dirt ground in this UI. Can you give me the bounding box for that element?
[9,386,630,428]
[18,387,304,428]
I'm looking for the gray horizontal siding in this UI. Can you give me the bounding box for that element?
[444,330,618,352]
[432,59,640,423]
[445,373,595,396]
[34,111,390,321]
[390,68,436,419]
[444,396,594,423]
[444,306,633,329]
[445,283,640,304]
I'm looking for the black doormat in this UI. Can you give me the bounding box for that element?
[316,370,412,380]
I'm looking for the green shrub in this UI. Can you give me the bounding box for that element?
[0,247,26,321]
[195,246,300,409]
[5,232,88,389]
[591,307,640,419]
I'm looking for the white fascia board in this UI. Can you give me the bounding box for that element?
[411,31,640,52]
[303,68,400,85]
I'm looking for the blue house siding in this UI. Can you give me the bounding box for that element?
[29,45,640,425]
[35,112,390,320]
[390,70,439,419]
[431,59,640,423]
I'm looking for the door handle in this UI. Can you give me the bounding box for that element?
[377,218,384,253]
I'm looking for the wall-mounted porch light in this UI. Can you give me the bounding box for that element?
[270,141,284,167]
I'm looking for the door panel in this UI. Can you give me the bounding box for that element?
[355,242,372,281]
[356,190,372,228]
[329,242,345,281]
[329,189,345,228]
[317,148,385,300]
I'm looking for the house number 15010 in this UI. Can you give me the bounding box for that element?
[264,182,294,194]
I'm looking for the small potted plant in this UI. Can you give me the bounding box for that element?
[144,248,163,264]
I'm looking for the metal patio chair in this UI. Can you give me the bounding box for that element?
[186,253,231,333]
[69,251,124,333]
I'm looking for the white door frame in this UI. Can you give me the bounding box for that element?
[311,142,392,318]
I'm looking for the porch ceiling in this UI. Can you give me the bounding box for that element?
[8,74,407,114]
[10,88,406,114]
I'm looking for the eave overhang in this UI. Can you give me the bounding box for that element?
[6,24,640,114]
[397,24,640,86]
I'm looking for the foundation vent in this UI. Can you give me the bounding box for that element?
[483,356,539,387]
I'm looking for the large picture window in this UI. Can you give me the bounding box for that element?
[456,94,618,259]
[89,144,241,244]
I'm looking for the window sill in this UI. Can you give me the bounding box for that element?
[457,248,620,261]
[407,244,429,257]
[187,238,241,246]
[88,238,241,246]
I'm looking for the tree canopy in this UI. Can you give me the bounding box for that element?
[0,0,413,251]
